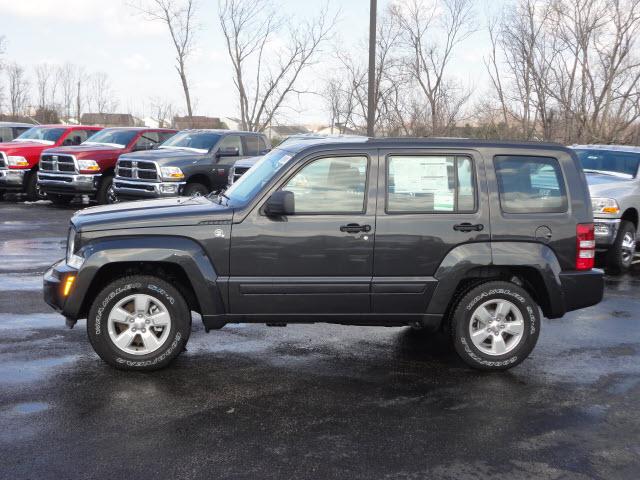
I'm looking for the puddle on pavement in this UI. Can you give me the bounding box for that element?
[9,402,50,415]
[0,273,42,291]
[0,355,80,385]
[0,237,64,271]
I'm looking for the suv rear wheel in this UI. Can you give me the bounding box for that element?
[87,275,191,371]
[606,220,636,274]
[450,281,540,370]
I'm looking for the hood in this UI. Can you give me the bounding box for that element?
[45,144,125,161]
[119,148,205,165]
[72,196,233,232]
[585,172,634,198]
[0,141,50,154]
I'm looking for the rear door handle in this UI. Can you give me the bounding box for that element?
[453,223,484,232]
[340,223,371,233]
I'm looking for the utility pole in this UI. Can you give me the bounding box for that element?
[367,0,377,137]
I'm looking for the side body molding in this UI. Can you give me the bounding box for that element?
[426,242,565,318]
[66,236,222,320]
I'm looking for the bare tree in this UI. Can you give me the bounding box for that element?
[391,0,476,136]
[0,36,5,111]
[130,0,197,121]
[34,63,59,112]
[7,62,29,118]
[219,0,337,132]
[148,96,175,127]
[57,63,77,120]
[87,72,118,114]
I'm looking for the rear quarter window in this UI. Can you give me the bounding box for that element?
[494,155,567,214]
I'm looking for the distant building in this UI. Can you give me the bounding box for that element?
[263,125,310,141]
[312,124,362,136]
[173,116,226,130]
[80,113,143,127]
[222,117,243,130]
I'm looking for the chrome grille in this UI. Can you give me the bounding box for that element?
[40,154,76,173]
[116,159,159,181]
[232,166,250,184]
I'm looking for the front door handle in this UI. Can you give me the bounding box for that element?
[340,223,371,234]
[453,223,484,232]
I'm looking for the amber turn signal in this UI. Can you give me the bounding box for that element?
[63,275,76,297]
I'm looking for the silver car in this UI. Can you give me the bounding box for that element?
[572,145,640,273]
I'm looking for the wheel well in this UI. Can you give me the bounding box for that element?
[186,174,211,191]
[444,266,552,322]
[621,208,638,229]
[79,262,201,318]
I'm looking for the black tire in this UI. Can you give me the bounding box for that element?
[48,194,73,206]
[183,182,209,197]
[87,275,191,371]
[96,174,116,204]
[25,170,44,201]
[606,220,636,274]
[450,281,540,371]
[0,191,4,201]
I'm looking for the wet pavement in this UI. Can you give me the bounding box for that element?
[1,199,639,480]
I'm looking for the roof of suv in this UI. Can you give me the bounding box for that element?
[571,144,640,153]
[278,136,569,154]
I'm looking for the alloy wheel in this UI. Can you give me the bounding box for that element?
[107,294,172,355]
[468,299,525,356]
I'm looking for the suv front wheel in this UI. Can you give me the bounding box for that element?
[450,281,540,370]
[87,275,191,371]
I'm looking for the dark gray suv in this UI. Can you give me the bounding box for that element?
[44,138,603,371]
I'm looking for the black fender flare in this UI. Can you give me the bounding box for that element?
[426,242,566,318]
[65,236,223,319]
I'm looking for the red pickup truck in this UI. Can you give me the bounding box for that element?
[38,127,177,205]
[0,125,102,201]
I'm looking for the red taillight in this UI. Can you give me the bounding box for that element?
[576,223,595,270]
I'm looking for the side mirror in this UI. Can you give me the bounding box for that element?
[217,147,240,158]
[265,190,294,216]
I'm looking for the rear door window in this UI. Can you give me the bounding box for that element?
[494,155,567,214]
[386,155,476,213]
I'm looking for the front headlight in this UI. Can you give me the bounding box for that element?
[77,159,100,173]
[7,156,29,168]
[66,227,84,269]
[591,197,620,215]
[160,166,185,180]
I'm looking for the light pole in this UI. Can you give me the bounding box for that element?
[367,0,377,137]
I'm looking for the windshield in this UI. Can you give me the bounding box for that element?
[224,149,294,204]
[159,131,221,153]
[576,149,640,178]
[15,127,66,145]
[83,129,138,148]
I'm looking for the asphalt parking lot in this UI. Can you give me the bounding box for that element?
[1,198,639,480]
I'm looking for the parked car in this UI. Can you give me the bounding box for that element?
[44,138,603,372]
[227,134,364,186]
[571,145,640,273]
[0,125,102,201]
[113,130,270,200]
[38,127,177,205]
[0,122,33,143]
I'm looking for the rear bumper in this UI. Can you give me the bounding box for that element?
[38,171,100,196]
[0,168,26,191]
[560,269,604,313]
[113,178,185,199]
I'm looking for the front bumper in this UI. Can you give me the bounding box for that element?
[593,218,620,248]
[38,172,100,195]
[0,168,26,191]
[560,269,604,313]
[113,178,185,199]
[43,260,78,315]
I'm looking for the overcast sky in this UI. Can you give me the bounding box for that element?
[0,0,507,125]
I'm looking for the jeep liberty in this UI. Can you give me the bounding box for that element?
[44,138,604,371]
